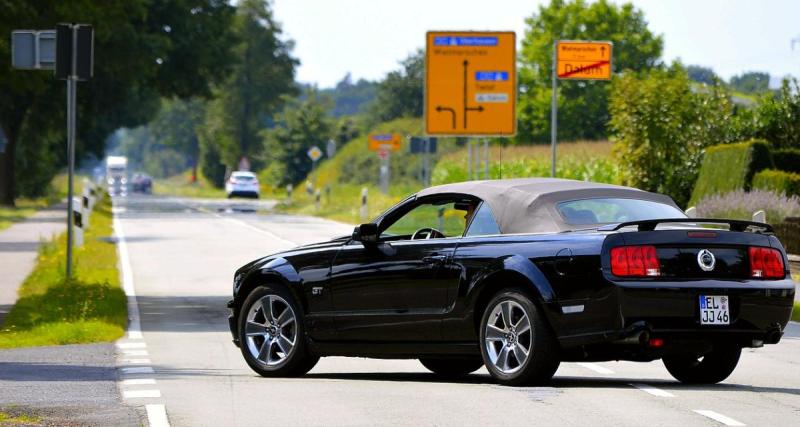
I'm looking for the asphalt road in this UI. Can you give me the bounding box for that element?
[113,194,800,427]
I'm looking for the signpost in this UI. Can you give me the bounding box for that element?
[551,40,612,176]
[12,24,93,281]
[425,31,516,136]
[307,146,323,189]
[410,137,437,186]
[368,134,402,194]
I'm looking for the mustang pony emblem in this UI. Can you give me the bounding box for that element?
[697,249,716,271]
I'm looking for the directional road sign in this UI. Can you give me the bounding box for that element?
[307,146,323,162]
[368,133,402,151]
[556,40,613,80]
[425,31,516,136]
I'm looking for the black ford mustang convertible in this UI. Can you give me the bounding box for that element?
[227,178,795,386]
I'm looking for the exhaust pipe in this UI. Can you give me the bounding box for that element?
[616,329,650,346]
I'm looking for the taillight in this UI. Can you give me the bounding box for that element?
[748,247,785,279]
[610,245,661,277]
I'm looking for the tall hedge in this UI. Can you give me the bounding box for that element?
[689,140,773,206]
[772,149,800,174]
[752,169,800,197]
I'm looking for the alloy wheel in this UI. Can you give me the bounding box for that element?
[244,294,297,367]
[484,300,532,374]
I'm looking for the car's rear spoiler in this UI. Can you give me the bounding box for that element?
[598,218,774,233]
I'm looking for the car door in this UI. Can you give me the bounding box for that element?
[328,197,470,341]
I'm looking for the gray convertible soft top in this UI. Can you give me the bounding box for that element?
[415,178,681,234]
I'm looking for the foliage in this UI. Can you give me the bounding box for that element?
[518,0,663,142]
[686,65,720,85]
[751,78,800,150]
[431,141,619,185]
[0,0,237,205]
[199,0,298,174]
[318,74,378,117]
[261,90,334,186]
[366,50,424,125]
[772,148,800,174]
[0,195,127,348]
[752,169,800,197]
[149,98,205,179]
[689,140,773,206]
[609,65,741,207]
[729,71,771,94]
[695,189,800,224]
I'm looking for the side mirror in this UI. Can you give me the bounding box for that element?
[352,223,379,244]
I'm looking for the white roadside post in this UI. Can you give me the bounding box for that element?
[360,187,369,221]
[685,206,697,218]
[72,197,84,248]
[753,210,766,223]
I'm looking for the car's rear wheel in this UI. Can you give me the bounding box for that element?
[479,290,560,386]
[663,346,741,384]
[419,357,483,378]
[238,285,319,377]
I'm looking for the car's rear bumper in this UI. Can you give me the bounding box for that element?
[227,190,259,198]
[558,280,795,352]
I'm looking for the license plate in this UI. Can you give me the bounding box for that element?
[699,295,730,325]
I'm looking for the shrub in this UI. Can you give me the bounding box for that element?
[695,189,800,224]
[773,219,800,254]
[772,148,800,174]
[689,140,773,206]
[610,64,739,208]
[753,78,800,150]
[752,169,800,197]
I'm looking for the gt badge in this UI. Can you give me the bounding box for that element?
[312,287,324,296]
[697,249,716,272]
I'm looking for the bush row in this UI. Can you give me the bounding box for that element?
[752,169,800,196]
[689,140,773,206]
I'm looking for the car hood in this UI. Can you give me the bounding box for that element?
[236,234,351,274]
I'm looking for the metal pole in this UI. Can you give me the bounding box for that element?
[551,40,558,178]
[65,25,78,281]
[484,139,489,179]
[475,140,481,180]
[467,140,472,180]
[423,138,430,186]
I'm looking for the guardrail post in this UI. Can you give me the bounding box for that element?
[73,197,84,248]
[685,206,697,218]
[286,184,293,205]
[315,189,321,211]
[752,210,766,223]
[360,187,368,221]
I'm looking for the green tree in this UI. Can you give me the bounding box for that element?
[200,0,298,179]
[751,78,800,150]
[261,91,333,186]
[686,65,720,85]
[0,0,236,205]
[149,98,205,181]
[367,49,424,125]
[730,71,771,94]
[518,0,663,143]
[609,64,738,207]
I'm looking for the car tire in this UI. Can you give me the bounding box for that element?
[419,357,484,378]
[663,346,741,384]
[238,284,319,377]
[479,289,560,386]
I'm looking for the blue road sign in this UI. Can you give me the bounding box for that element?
[475,71,509,81]
[433,36,498,47]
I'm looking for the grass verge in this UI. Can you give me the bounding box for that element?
[793,302,800,323]
[153,171,225,198]
[0,410,42,425]
[0,194,127,348]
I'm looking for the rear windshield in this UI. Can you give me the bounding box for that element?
[556,198,686,225]
[233,175,255,181]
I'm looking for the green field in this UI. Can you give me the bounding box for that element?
[153,171,226,199]
[0,194,127,348]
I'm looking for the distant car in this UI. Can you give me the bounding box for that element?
[227,178,794,386]
[131,173,152,194]
[226,171,260,199]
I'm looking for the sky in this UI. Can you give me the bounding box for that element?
[270,0,800,89]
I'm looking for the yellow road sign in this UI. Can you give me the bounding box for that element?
[368,133,401,151]
[425,31,516,136]
[556,41,613,80]
[307,146,323,162]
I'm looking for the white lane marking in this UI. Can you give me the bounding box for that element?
[577,362,614,374]
[146,404,171,427]
[693,410,745,426]
[123,389,161,399]
[122,358,152,364]
[630,383,675,397]
[114,218,143,340]
[122,378,156,386]
[185,201,297,247]
[121,366,155,375]
[116,342,146,349]
[122,349,148,356]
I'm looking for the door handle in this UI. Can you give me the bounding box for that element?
[422,254,447,264]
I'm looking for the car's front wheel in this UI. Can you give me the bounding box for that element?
[479,290,560,386]
[663,346,741,384]
[419,357,483,378]
[238,285,319,377]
